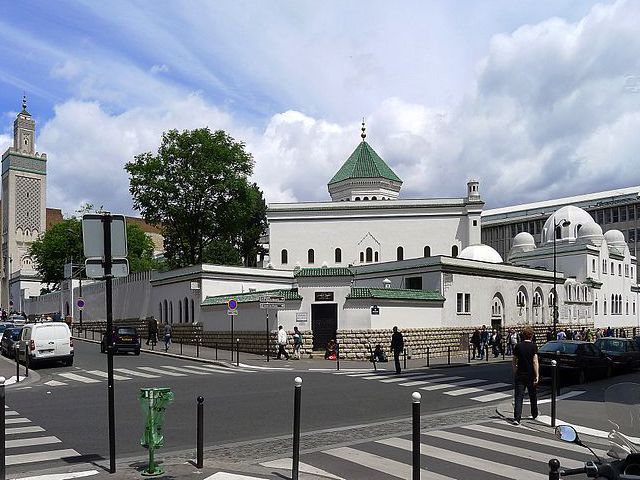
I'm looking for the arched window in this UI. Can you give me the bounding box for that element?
[355,197,360,201]
[281,249,288,265]
[169,301,173,324]
[363,197,369,200]
[604,300,608,315]
[184,297,189,322]
[163,300,168,323]
[396,246,404,261]
[611,294,615,314]
[191,299,195,323]
[374,251,379,262]
[626,301,629,315]
[372,196,377,200]
[451,245,459,257]
[555,225,562,239]
[179,300,183,323]
[360,251,364,262]
[424,246,431,257]
[159,302,163,322]
[517,290,527,308]
[334,248,342,263]
[366,247,373,262]
[308,249,315,264]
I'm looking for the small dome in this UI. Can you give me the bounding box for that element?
[459,244,503,264]
[542,206,598,245]
[577,222,604,246]
[604,229,626,246]
[512,232,536,248]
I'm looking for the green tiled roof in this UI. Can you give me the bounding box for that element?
[346,287,444,302]
[202,288,302,306]
[328,141,402,185]
[294,267,353,278]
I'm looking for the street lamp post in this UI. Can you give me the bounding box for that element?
[552,218,571,338]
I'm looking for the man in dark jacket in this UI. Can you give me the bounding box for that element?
[512,326,539,425]
[391,326,404,374]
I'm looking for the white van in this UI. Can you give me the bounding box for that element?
[20,322,73,367]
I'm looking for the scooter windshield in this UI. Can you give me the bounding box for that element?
[605,382,640,443]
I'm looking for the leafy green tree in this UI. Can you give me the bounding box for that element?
[126,128,268,268]
[29,218,158,289]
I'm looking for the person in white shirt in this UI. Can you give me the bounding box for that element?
[277,325,289,360]
[556,330,566,341]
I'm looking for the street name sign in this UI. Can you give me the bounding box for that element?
[85,258,130,279]
[259,295,285,303]
[260,302,285,310]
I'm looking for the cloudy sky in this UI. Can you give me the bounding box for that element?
[1,0,639,216]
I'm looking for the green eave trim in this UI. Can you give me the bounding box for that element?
[329,141,402,185]
[201,288,302,306]
[5,168,47,176]
[294,267,354,278]
[346,287,444,302]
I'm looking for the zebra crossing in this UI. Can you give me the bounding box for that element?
[259,419,601,480]
[4,405,93,472]
[42,363,257,387]
[330,370,514,403]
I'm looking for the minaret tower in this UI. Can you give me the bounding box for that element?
[1,96,47,310]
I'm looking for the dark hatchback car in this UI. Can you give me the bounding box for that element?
[594,337,640,372]
[101,326,140,355]
[538,340,612,384]
[1,327,22,358]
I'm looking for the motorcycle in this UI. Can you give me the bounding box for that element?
[549,382,640,479]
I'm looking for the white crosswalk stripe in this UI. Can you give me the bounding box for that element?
[138,366,188,376]
[114,368,160,378]
[3,406,85,471]
[86,370,131,381]
[420,379,486,391]
[444,382,510,396]
[263,420,595,480]
[58,373,101,384]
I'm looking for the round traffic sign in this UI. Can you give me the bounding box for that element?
[77,297,86,310]
[228,299,238,310]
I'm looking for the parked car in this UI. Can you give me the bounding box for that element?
[101,326,140,355]
[538,340,612,384]
[8,314,26,326]
[634,336,640,350]
[1,327,22,358]
[18,322,73,367]
[594,337,640,372]
[0,322,15,334]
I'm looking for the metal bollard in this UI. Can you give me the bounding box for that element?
[180,338,183,356]
[468,343,471,363]
[486,345,489,362]
[1,377,5,480]
[236,339,240,367]
[25,350,29,378]
[551,360,557,428]
[215,343,218,360]
[412,392,421,479]
[403,348,407,370]
[92,330,95,340]
[196,396,204,469]
[292,377,303,480]
[426,346,430,367]
[196,337,200,358]
[447,346,451,365]
[548,458,560,480]
[15,350,19,383]
[336,343,340,371]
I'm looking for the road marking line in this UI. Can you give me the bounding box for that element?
[5,410,19,415]
[114,368,159,378]
[12,470,99,480]
[324,446,455,479]
[444,382,510,396]
[204,473,268,479]
[533,390,586,404]
[5,426,45,435]
[197,364,242,374]
[86,370,131,381]
[260,459,344,479]
[426,430,584,469]
[462,424,609,457]
[381,374,462,384]
[139,366,187,376]
[420,379,486,391]
[179,364,231,374]
[162,365,211,375]
[397,374,447,386]
[44,380,68,387]
[58,373,101,384]
[535,415,640,443]
[471,391,512,402]
[6,418,31,424]
[237,362,292,371]
[7,436,61,448]
[377,437,546,479]
[6,449,81,466]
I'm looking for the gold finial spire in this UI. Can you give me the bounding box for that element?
[22,94,27,112]
[360,118,366,141]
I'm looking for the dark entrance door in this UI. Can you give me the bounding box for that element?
[311,303,338,350]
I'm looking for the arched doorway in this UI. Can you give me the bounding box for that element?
[490,293,504,330]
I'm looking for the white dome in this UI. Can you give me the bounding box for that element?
[577,222,604,245]
[512,232,536,248]
[542,206,598,245]
[604,229,626,246]
[459,244,503,264]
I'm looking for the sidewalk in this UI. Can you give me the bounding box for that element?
[74,332,513,371]
[0,350,38,388]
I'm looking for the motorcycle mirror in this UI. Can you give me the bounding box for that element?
[555,425,579,443]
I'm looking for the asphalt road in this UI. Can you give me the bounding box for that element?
[8,338,631,477]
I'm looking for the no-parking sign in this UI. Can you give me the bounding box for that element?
[227,298,238,315]
[77,297,86,311]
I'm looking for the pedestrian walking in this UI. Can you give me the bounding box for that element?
[556,329,566,341]
[545,327,553,342]
[146,317,158,345]
[507,328,517,356]
[480,325,489,358]
[292,326,302,359]
[391,326,404,374]
[512,326,539,425]
[163,323,172,351]
[277,325,289,360]
[471,328,481,359]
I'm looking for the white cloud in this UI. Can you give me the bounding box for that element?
[150,64,169,75]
